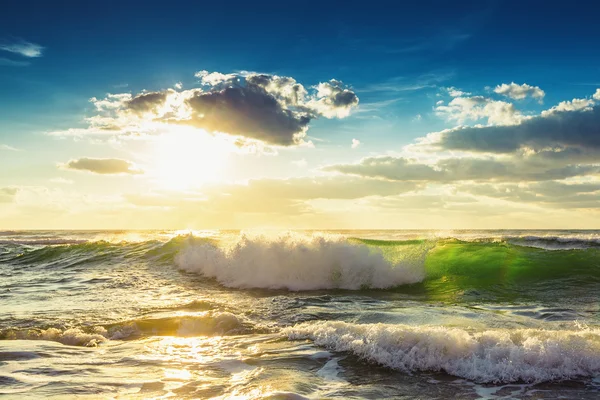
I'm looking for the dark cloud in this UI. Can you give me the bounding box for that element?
[183,74,359,145]
[434,106,600,153]
[185,85,311,146]
[325,155,600,182]
[126,92,168,113]
[245,74,307,107]
[63,158,142,175]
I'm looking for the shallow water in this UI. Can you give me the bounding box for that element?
[1,230,599,399]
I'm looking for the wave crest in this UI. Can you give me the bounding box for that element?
[285,321,600,383]
[175,233,428,291]
[0,311,256,347]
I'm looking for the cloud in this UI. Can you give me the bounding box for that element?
[0,144,19,151]
[126,91,169,113]
[428,105,600,154]
[307,80,359,118]
[195,70,239,86]
[494,82,545,102]
[185,84,311,146]
[126,176,422,216]
[456,181,600,209]
[359,71,454,93]
[0,187,18,203]
[435,95,524,126]
[351,138,361,149]
[324,155,600,183]
[540,97,594,117]
[56,71,359,147]
[594,89,600,101]
[61,158,142,175]
[0,38,43,57]
[445,87,470,97]
[0,57,30,66]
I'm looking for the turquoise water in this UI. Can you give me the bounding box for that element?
[1,230,599,399]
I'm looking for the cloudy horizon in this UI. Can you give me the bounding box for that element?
[2,1,600,229]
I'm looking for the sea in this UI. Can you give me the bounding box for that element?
[0,229,599,399]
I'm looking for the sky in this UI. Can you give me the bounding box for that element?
[1,0,600,229]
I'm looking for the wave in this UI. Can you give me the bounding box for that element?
[0,311,257,347]
[3,232,599,294]
[285,321,600,383]
[174,233,429,291]
[503,235,600,250]
[0,239,89,246]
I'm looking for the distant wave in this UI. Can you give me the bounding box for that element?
[286,321,600,383]
[503,235,600,250]
[175,233,430,290]
[0,239,89,246]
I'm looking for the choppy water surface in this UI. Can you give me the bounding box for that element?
[1,230,599,399]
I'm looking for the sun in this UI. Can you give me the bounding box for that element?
[150,126,232,190]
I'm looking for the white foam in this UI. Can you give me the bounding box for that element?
[285,321,600,383]
[316,357,346,382]
[5,327,108,347]
[175,232,427,290]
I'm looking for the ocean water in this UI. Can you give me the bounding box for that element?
[1,229,599,399]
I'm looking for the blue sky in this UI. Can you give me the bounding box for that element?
[1,0,600,229]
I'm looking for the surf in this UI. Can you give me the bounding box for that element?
[285,320,600,384]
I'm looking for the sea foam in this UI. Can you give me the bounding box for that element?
[174,232,427,290]
[285,321,600,383]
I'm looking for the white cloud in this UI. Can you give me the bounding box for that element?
[435,96,524,126]
[0,38,43,57]
[494,82,545,102]
[351,138,361,149]
[445,86,470,97]
[195,70,238,86]
[0,144,19,151]
[541,97,594,117]
[174,82,182,89]
[307,80,359,118]
[594,89,600,101]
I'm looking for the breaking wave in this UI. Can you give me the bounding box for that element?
[174,233,429,290]
[285,321,600,383]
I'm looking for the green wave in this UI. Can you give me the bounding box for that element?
[354,237,600,301]
[4,236,599,300]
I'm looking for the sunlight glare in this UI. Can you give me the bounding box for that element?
[151,127,231,190]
